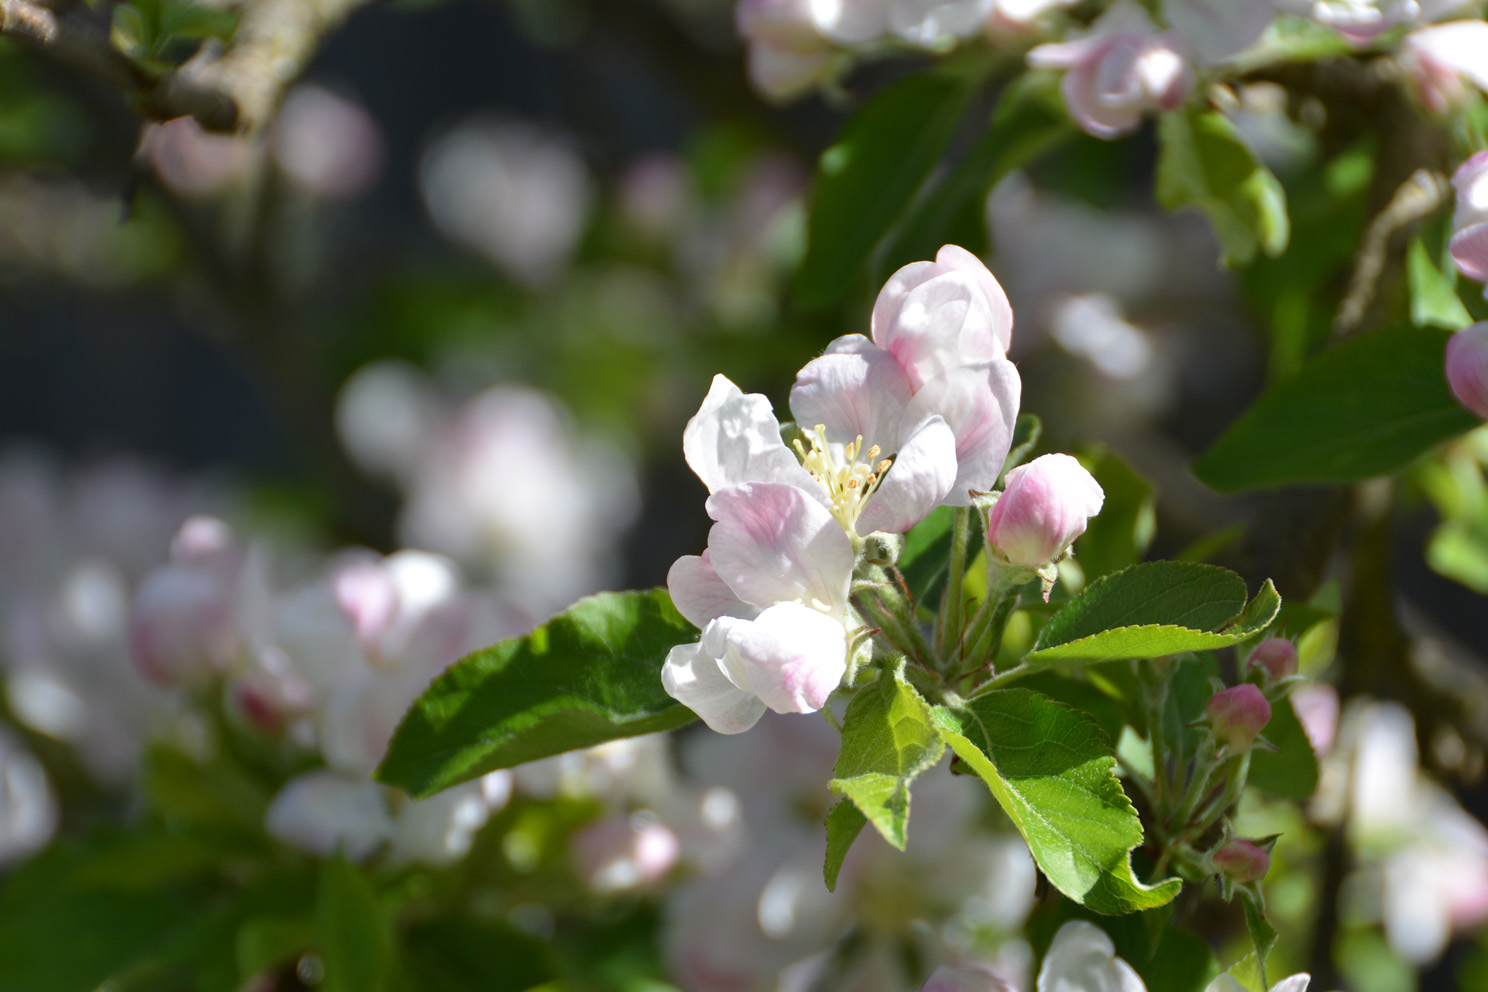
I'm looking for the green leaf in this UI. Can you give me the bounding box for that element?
[1192,325,1479,491]
[1156,108,1289,266]
[897,504,984,610]
[1026,563,1280,667]
[1247,695,1319,799]
[829,674,945,850]
[795,72,975,308]
[934,689,1181,914]
[1408,237,1473,331]
[399,920,557,992]
[1074,448,1156,580]
[316,856,392,992]
[375,589,699,798]
[824,800,868,892]
[1242,894,1278,990]
[877,74,1074,276]
[237,913,315,983]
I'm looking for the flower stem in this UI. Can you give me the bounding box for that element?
[936,507,971,667]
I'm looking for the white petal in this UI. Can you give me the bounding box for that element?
[905,359,1021,503]
[683,375,820,496]
[789,347,914,447]
[705,483,854,615]
[702,604,847,715]
[935,245,1014,351]
[856,415,958,534]
[1038,919,1147,992]
[265,772,393,861]
[874,270,1004,389]
[1268,976,1311,992]
[661,641,767,734]
[668,552,755,629]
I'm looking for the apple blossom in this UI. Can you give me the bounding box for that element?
[921,966,1015,992]
[1449,152,1488,294]
[1036,919,1144,992]
[662,482,854,733]
[1276,0,1421,42]
[1205,684,1272,752]
[985,454,1105,569]
[264,770,394,860]
[1446,323,1488,419]
[1206,975,1311,992]
[1027,2,1194,140]
[990,0,1078,34]
[737,0,843,101]
[891,0,997,49]
[1403,21,1488,112]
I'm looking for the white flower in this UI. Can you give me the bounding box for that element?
[1164,0,1276,65]
[1206,973,1311,992]
[1037,920,1145,992]
[1404,20,1488,112]
[662,482,854,733]
[265,771,393,860]
[1028,2,1194,140]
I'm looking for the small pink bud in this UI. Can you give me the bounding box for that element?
[1205,684,1272,752]
[1246,637,1298,682]
[986,454,1105,569]
[1447,323,1488,420]
[1213,838,1271,883]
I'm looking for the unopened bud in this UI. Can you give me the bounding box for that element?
[1205,684,1272,752]
[1446,322,1488,420]
[985,454,1105,569]
[1212,838,1271,883]
[1246,637,1299,683]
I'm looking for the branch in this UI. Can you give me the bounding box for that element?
[0,0,371,133]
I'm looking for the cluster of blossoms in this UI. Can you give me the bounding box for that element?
[661,245,1106,732]
[737,0,1488,139]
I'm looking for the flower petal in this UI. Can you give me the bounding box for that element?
[683,374,821,496]
[905,359,1021,503]
[661,641,767,734]
[873,270,1006,389]
[668,551,756,629]
[934,245,1014,351]
[701,604,847,715]
[789,347,914,448]
[705,483,854,615]
[1037,919,1146,992]
[856,415,958,534]
[1451,222,1488,285]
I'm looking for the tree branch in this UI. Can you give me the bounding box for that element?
[0,0,371,133]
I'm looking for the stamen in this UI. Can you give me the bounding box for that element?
[790,425,895,532]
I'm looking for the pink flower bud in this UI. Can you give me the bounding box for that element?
[129,517,247,686]
[1246,637,1299,682]
[1213,838,1271,883]
[1205,684,1272,751]
[985,454,1105,569]
[1027,1,1195,139]
[1447,323,1488,420]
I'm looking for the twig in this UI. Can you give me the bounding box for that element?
[1333,167,1450,337]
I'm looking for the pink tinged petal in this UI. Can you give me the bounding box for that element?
[668,552,756,629]
[920,967,1014,992]
[856,415,958,533]
[683,375,821,497]
[1138,38,1195,110]
[1407,21,1488,95]
[875,271,1002,389]
[746,43,839,103]
[905,359,1021,502]
[1164,0,1275,66]
[1453,150,1488,230]
[1062,55,1144,139]
[987,453,1105,568]
[662,641,767,734]
[823,332,877,355]
[701,603,847,715]
[1027,35,1111,68]
[789,348,914,447]
[935,244,1014,351]
[1446,322,1488,419]
[1450,223,1488,285]
[736,0,826,51]
[704,483,854,615]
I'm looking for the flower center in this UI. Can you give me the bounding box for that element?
[793,425,894,532]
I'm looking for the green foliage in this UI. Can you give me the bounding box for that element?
[877,74,1074,277]
[316,856,392,992]
[375,589,699,798]
[934,689,1181,914]
[1002,412,1043,483]
[1025,563,1280,667]
[1408,236,1474,331]
[899,504,985,609]
[112,0,238,75]
[397,919,557,992]
[829,673,945,850]
[1242,894,1279,990]
[1247,696,1319,799]
[1193,326,1480,491]
[1074,448,1156,580]
[796,72,975,308]
[824,800,868,892]
[1156,108,1290,267]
